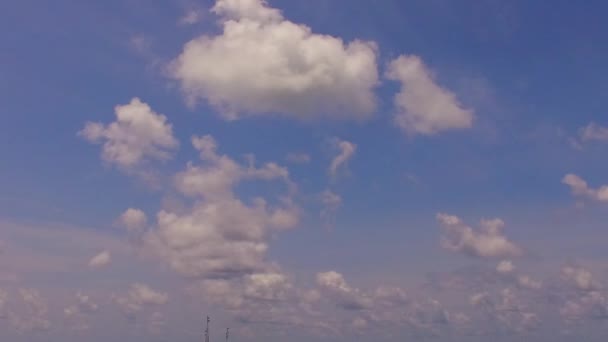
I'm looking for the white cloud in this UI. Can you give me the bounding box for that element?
[79,98,178,169]
[470,292,490,307]
[179,7,204,25]
[88,250,111,268]
[562,173,608,202]
[117,208,148,235]
[386,55,474,135]
[329,138,356,177]
[129,284,169,305]
[144,135,299,278]
[560,291,608,323]
[64,292,98,332]
[517,275,542,290]
[579,122,608,142]
[169,0,378,121]
[373,286,408,305]
[316,271,372,310]
[115,283,169,317]
[198,279,245,310]
[244,272,292,301]
[562,266,598,291]
[437,214,522,259]
[9,289,51,332]
[75,293,98,313]
[496,260,515,274]
[320,189,342,226]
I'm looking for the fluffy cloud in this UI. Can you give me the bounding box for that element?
[562,173,608,202]
[79,98,178,169]
[129,284,168,305]
[88,250,111,268]
[117,208,148,235]
[496,260,515,274]
[244,272,292,301]
[169,0,378,120]
[386,55,474,135]
[437,214,522,259]
[562,266,599,291]
[8,289,51,332]
[64,293,99,331]
[316,271,372,310]
[144,135,299,279]
[329,138,356,177]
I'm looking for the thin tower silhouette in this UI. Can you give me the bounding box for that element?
[204,316,210,342]
[226,328,229,342]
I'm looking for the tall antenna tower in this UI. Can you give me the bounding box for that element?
[204,316,210,342]
[226,328,229,342]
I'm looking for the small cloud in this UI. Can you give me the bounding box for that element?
[116,208,148,236]
[437,213,523,259]
[79,98,179,170]
[517,275,542,290]
[561,265,598,291]
[579,122,608,142]
[316,271,372,311]
[496,260,515,274]
[562,173,608,203]
[386,55,474,136]
[88,250,111,269]
[569,122,608,149]
[114,283,169,318]
[329,138,356,178]
[178,8,204,25]
[403,172,422,186]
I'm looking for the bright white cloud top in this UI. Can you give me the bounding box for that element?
[169,0,378,120]
[79,98,178,169]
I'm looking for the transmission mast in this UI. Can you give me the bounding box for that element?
[204,316,210,342]
[226,328,229,342]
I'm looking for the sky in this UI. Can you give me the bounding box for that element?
[2,0,608,341]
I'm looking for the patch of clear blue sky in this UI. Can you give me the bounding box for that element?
[1,0,608,266]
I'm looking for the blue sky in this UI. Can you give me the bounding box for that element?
[2,0,608,340]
